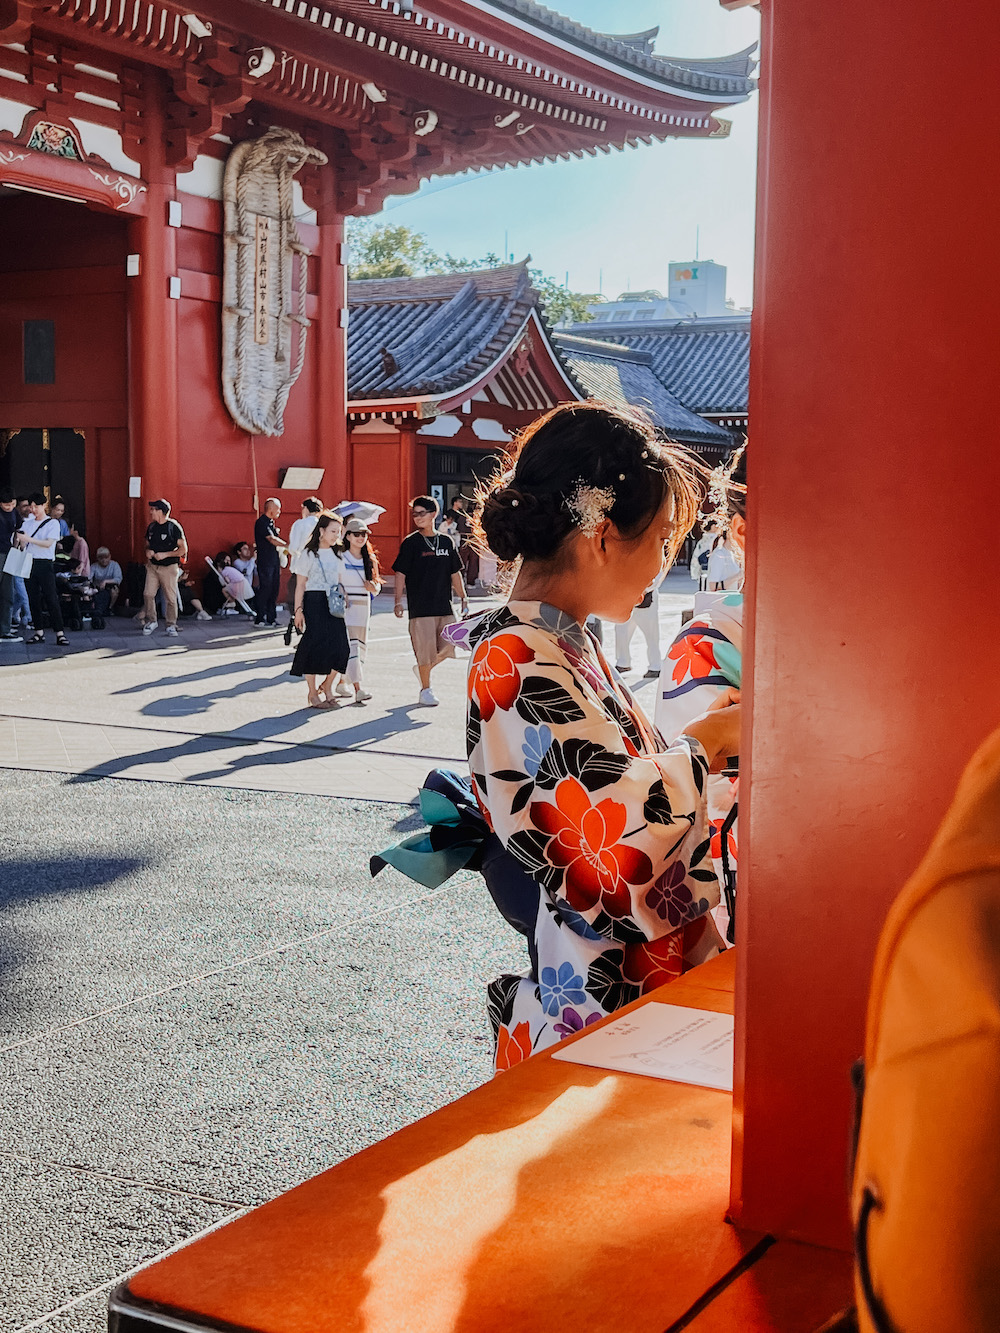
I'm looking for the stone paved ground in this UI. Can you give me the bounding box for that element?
[0,774,523,1331]
[0,575,696,1331]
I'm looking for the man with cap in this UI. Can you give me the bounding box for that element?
[90,546,123,629]
[143,499,187,636]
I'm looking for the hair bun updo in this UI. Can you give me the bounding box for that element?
[479,485,573,563]
[473,401,702,568]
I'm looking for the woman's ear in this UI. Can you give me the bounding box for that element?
[593,518,614,561]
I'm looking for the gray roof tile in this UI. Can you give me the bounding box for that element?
[562,317,750,415]
[348,265,537,400]
[348,269,734,448]
[480,1,757,98]
[553,334,731,446]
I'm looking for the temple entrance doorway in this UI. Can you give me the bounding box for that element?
[0,191,129,551]
[427,444,505,513]
[0,428,86,528]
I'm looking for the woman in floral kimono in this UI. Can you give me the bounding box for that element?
[469,402,741,1071]
[656,447,746,943]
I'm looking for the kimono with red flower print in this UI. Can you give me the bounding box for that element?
[655,592,743,940]
[467,600,724,1072]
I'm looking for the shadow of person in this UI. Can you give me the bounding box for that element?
[0,851,152,1033]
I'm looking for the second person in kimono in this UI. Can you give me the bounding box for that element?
[657,446,746,942]
[469,401,741,1071]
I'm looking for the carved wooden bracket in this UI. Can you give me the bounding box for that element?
[165,30,252,170]
[0,0,47,45]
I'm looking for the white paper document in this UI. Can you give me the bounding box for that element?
[551,1004,734,1091]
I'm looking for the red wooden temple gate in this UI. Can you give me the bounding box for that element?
[0,2,754,565]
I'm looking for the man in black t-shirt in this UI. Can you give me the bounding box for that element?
[253,497,285,627]
[143,499,187,637]
[393,495,467,707]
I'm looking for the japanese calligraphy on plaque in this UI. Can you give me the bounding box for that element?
[254,216,271,345]
[221,128,328,436]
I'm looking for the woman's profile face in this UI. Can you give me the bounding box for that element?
[592,493,676,623]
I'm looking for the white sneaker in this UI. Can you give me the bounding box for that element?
[165,625,179,637]
[195,610,212,621]
[355,688,372,702]
[335,680,353,697]
[418,687,439,707]
[142,622,156,636]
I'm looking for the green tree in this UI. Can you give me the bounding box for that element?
[346,220,596,322]
[345,220,440,279]
[530,271,598,325]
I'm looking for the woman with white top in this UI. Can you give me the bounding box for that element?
[334,517,382,702]
[707,530,742,591]
[291,512,350,708]
[14,492,68,645]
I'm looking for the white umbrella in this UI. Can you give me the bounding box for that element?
[333,500,386,526]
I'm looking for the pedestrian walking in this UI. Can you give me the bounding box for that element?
[143,499,187,637]
[451,495,480,587]
[0,487,23,639]
[689,521,718,591]
[614,572,664,678]
[286,496,322,567]
[393,495,468,707]
[15,492,68,645]
[334,517,382,702]
[253,497,285,627]
[291,512,350,708]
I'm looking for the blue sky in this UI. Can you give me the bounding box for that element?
[380,1,761,308]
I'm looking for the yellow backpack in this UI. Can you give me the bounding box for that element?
[852,727,1000,1332]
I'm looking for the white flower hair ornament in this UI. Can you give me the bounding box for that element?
[564,480,616,537]
[700,442,747,536]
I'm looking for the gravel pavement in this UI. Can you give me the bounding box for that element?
[0,771,523,1332]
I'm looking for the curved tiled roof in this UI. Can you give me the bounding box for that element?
[553,334,731,447]
[564,317,750,416]
[347,269,736,448]
[348,264,538,400]
[480,1,757,97]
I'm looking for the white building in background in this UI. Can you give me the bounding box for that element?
[668,260,729,316]
[580,259,748,325]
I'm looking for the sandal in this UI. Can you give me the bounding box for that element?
[307,694,328,710]
[55,633,69,646]
[27,632,44,644]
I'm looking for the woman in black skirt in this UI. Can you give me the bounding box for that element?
[291,512,350,708]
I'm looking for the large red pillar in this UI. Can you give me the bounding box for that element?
[315,159,349,506]
[126,70,178,554]
[733,0,1000,1248]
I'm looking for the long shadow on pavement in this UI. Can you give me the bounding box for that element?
[60,702,438,788]
[140,669,290,717]
[0,852,151,1011]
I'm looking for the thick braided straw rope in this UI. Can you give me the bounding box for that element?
[222,127,328,436]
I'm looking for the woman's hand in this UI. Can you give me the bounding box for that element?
[682,688,741,773]
[294,607,305,631]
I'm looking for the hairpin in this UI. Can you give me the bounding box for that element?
[565,481,615,536]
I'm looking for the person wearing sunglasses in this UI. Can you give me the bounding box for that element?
[392,496,468,707]
[333,518,382,702]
